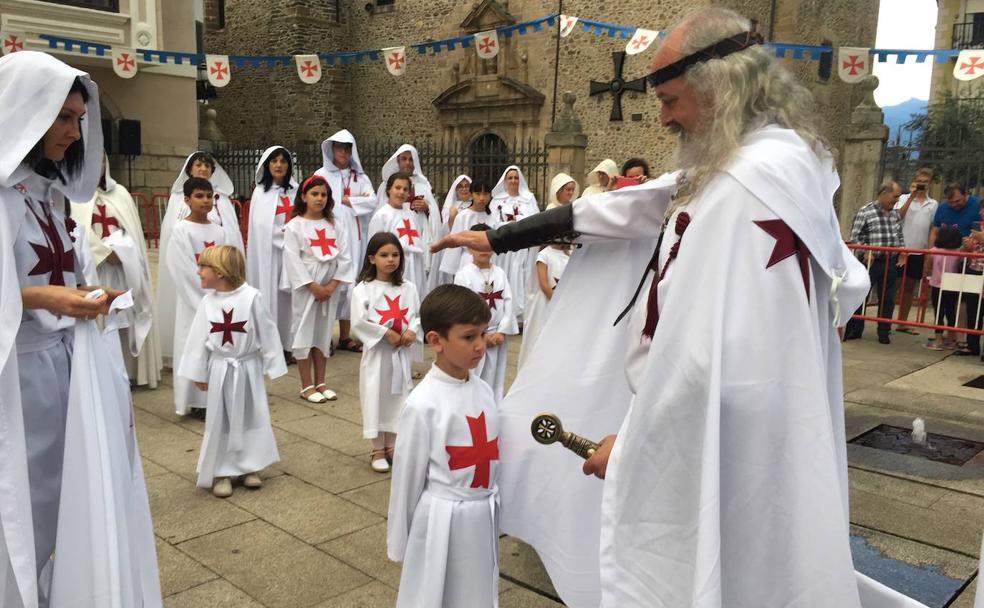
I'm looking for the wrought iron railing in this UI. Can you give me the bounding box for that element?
[952,20,984,50]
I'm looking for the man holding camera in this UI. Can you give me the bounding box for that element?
[894,167,938,335]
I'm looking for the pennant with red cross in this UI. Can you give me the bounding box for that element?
[559,14,579,38]
[626,28,658,56]
[382,46,406,76]
[205,54,231,88]
[837,47,870,84]
[1,30,26,55]
[112,47,138,79]
[954,50,984,82]
[474,30,499,60]
[295,54,322,84]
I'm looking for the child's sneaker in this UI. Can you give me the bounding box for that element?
[212,477,233,498]
[242,473,262,488]
[371,449,390,473]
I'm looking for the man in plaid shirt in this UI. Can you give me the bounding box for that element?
[844,180,905,344]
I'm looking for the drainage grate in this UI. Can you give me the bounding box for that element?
[849,425,984,466]
[963,375,984,389]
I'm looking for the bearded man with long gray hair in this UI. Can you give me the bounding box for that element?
[432,7,930,608]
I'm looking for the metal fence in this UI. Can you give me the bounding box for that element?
[210,137,551,206]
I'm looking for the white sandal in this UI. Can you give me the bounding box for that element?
[315,383,337,401]
[300,385,327,404]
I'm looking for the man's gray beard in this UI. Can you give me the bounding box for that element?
[674,129,706,173]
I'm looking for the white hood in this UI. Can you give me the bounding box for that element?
[547,172,580,208]
[0,50,103,201]
[586,159,618,187]
[492,164,535,204]
[444,174,472,209]
[169,151,235,196]
[254,145,298,189]
[380,143,431,189]
[319,128,366,176]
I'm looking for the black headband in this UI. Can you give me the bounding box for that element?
[647,31,764,87]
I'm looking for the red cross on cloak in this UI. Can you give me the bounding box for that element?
[397,218,419,246]
[480,288,504,310]
[753,219,812,300]
[210,307,248,346]
[842,55,865,75]
[27,204,75,286]
[195,240,216,263]
[308,227,337,256]
[962,56,984,76]
[504,205,521,222]
[446,412,499,489]
[3,35,24,54]
[116,53,135,71]
[375,294,409,334]
[479,37,497,54]
[92,204,119,238]
[275,195,292,219]
[210,61,228,80]
[299,60,319,78]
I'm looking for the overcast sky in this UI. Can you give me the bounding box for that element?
[872,0,937,107]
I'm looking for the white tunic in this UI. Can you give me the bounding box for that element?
[166,220,230,415]
[387,364,500,608]
[454,264,518,403]
[368,204,427,293]
[350,280,422,438]
[489,195,539,322]
[178,284,287,487]
[439,207,497,276]
[516,246,570,369]
[282,216,354,359]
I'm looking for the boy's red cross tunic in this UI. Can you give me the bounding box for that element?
[397,218,419,246]
[210,308,248,346]
[481,288,504,310]
[375,294,409,334]
[446,412,499,488]
[92,204,119,238]
[308,227,337,256]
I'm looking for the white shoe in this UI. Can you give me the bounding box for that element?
[370,449,390,473]
[212,477,232,498]
[242,473,262,488]
[300,385,327,404]
[315,384,337,401]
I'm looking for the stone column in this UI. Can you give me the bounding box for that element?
[197,106,225,153]
[838,75,889,239]
[545,91,588,190]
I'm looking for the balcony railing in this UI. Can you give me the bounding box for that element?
[953,20,984,49]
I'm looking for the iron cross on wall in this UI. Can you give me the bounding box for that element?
[590,51,647,121]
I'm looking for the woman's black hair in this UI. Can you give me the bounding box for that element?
[470,179,493,194]
[259,147,293,192]
[24,77,90,184]
[936,225,963,250]
[357,232,405,285]
[184,151,216,177]
[621,157,651,178]
[293,175,334,222]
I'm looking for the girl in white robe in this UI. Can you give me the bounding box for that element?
[350,232,422,472]
[158,152,242,365]
[178,246,286,497]
[441,174,472,229]
[368,173,427,294]
[440,179,496,277]
[580,158,618,197]
[71,155,163,387]
[0,50,160,608]
[167,178,234,416]
[283,175,354,403]
[490,165,540,323]
[246,146,296,354]
[454,238,518,404]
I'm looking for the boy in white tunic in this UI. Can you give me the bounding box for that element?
[388,284,499,608]
[179,245,287,497]
[167,177,236,417]
[454,224,518,404]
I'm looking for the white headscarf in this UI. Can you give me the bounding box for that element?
[254,145,298,189]
[0,50,103,201]
[100,155,118,193]
[586,159,618,187]
[320,128,367,175]
[169,151,235,196]
[442,174,472,225]
[380,143,431,189]
[546,172,580,209]
[492,164,535,204]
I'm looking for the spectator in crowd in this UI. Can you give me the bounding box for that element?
[924,225,962,351]
[845,180,905,344]
[894,168,938,335]
[956,198,984,357]
[930,183,980,244]
[620,158,651,181]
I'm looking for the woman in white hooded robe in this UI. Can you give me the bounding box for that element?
[489,165,540,323]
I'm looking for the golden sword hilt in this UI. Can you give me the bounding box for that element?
[531,413,600,460]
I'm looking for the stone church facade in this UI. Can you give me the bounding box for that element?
[203,0,878,190]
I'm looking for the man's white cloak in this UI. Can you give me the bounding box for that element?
[246,146,297,351]
[388,364,500,608]
[178,284,287,487]
[516,245,570,370]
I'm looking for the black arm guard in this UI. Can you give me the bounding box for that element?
[486,204,580,254]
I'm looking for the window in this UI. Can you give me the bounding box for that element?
[38,0,119,11]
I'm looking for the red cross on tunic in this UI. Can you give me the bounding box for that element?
[446,412,499,489]
[195,240,216,263]
[308,227,337,256]
[397,218,419,246]
[842,55,865,76]
[210,307,248,346]
[962,56,984,76]
[375,294,409,334]
[480,288,504,310]
[275,195,292,220]
[479,37,497,54]
[27,204,75,287]
[504,205,521,222]
[91,204,119,238]
[753,219,812,300]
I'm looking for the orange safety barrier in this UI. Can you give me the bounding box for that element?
[846,243,984,336]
